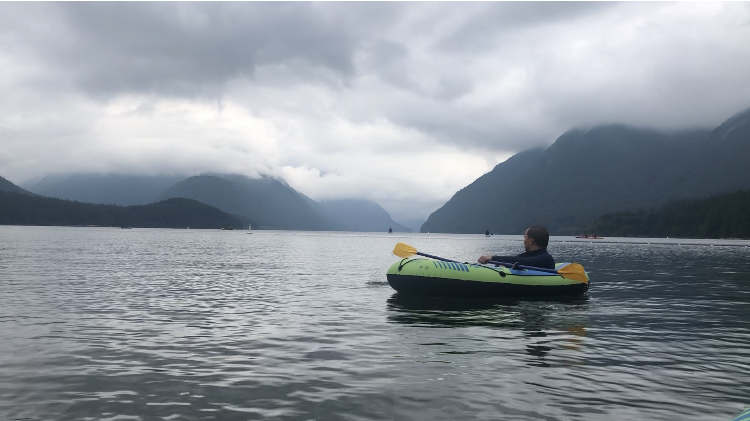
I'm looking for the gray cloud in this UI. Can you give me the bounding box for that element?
[436,2,615,53]
[2,2,750,222]
[8,2,360,98]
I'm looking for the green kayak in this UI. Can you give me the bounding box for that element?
[731,407,750,421]
[386,257,589,298]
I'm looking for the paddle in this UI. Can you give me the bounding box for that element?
[392,242,457,263]
[487,261,588,283]
[392,242,588,283]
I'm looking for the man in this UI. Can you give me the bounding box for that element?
[478,226,555,269]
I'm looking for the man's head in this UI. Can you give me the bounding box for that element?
[524,226,549,251]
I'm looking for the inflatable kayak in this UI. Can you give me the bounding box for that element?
[731,407,750,421]
[386,257,589,298]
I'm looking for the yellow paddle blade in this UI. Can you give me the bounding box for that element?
[557,263,588,283]
[393,242,418,259]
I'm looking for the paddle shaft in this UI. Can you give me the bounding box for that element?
[414,252,563,275]
[486,260,561,274]
[415,251,458,262]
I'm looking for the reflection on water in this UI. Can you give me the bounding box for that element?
[387,293,590,369]
[1,227,749,421]
[386,293,589,328]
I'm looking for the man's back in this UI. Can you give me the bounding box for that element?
[489,248,555,269]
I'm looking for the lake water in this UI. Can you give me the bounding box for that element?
[1,226,749,421]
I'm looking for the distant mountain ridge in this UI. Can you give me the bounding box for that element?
[159,174,411,232]
[0,191,243,229]
[0,175,34,195]
[17,106,750,235]
[158,174,327,230]
[422,107,750,234]
[20,172,410,232]
[318,199,411,232]
[25,174,185,205]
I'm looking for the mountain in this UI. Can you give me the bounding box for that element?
[586,189,750,239]
[0,175,34,195]
[421,107,750,235]
[15,171,411,232]
[158,174,331,230]
[695,108,750,194]
[318,199,412,232]
[396,217,426,233]
[0,191,243,229]
[420,148,546,234]
[24,173,186,205]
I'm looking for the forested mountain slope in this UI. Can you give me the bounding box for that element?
[422,107,750,235]
[0,175,34,195]
[586,189,750,239]
[19,172,409,231]
[158,175,329,230]
[0,191,243,229]
[24,174,185,205]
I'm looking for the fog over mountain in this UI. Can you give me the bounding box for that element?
[318,200,411,233]
[7,105,750,234]
[26,174,186,205]
[2,3,750,223]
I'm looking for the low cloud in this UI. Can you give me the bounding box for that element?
[1,2,749,221]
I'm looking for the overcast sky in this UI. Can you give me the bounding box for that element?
[1,2,749,224]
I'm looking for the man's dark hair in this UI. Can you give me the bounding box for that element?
[527,226,549,248]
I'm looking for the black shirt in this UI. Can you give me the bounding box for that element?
[490,248,555,269]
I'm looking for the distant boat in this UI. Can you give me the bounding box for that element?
[389,227,392,233]
[221,226,234,230]
[247,224,253,234]
[576,234,603,239]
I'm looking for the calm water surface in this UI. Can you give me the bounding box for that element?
[1,226,749,421]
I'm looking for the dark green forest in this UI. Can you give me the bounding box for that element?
[586,189,750,239]
[0,191,244,229]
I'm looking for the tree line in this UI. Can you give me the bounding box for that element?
[0,191,244,229]
[586,189,750,239]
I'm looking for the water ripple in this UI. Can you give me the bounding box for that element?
[1,227,750,420]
